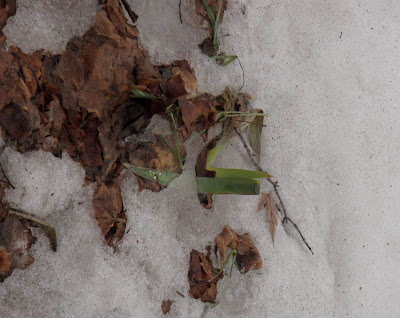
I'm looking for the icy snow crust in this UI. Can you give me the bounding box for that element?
[1,0,400,317]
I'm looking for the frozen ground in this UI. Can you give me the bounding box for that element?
[1,0,400,317]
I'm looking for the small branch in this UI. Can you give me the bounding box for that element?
[1,166,15,189]
[179,0,183,24]
[120,0,138,24]
[234,127,313,255]
[176,290,185,298]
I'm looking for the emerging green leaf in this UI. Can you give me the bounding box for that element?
[123,163,180,187]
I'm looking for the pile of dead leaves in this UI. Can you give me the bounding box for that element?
[0,0,258,289]
[188,226,262,304]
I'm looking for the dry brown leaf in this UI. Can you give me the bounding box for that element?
[93,182,126,250]
[236,233,263,273]
[215,226,262,273]
[0,180,10,223]
[215,226,240,263]
[161,299,173,315]
[258,192,278,244]
[128,134,185,192]
[0,247,11,272]
[188,249,222,303]
[0,214,36,282]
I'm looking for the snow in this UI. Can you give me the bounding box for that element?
[1,0,400,317]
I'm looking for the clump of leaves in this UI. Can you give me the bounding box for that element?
[196,0,237,66]
[188,226,262,306]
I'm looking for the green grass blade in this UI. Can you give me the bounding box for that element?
[131,89,159,100]
[196,177,260,194]
[202,0,216,26]
[207,167,271,179]
[123,163,180,187]
[161,134,181,164]
[213,55,238,67]
[214,249,237,276]
[213,0,223,51]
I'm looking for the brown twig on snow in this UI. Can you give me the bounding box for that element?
[120,0,138,24]
[0,165,15,189]
[176,291,185,298]
[179,0,183,24]
[233,127,314,255]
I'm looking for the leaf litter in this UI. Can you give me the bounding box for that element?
[0,0,277,312]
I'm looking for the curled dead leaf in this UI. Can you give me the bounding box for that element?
[161,299,173,315]
[0,214,36,282]
[215,226,262,273]
[257,192,278,244]
[188,249,222,303]
[93,182,126,250]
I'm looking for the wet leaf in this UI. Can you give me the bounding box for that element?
[9,210,57,252]
[93,182,126,250]
[0,214,36,282]
[188,249,222,303]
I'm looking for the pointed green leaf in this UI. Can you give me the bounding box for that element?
[207,167,271,179]
[131,89,159,100]
[196,177,260,194]
[123,163,180,187]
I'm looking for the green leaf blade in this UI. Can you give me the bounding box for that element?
[196,177,260,195]
[131,89,159,100]
[123,163,180,187]
[207,167,271,179]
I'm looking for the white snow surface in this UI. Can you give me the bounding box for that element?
[1,0,400,317]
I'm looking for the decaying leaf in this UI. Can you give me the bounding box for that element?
[127,134,185,192]
[215,226,262,273]
[9,210,57,252]
[188,249,223,303]
[0,180,9,222]
[188,226,262,304]
[93,182,126,250]
[248,109,264,164]
[161,299,173,315]
[257,192,278,244]
[0,214,36,282]
[0,247,11,272]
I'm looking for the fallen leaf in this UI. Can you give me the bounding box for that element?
[215,226,262,273]
[161,299,173,315]
[93,182,126,250]
[0,247,11,272]
[0,214,36,282]
[236,233,263,273]
[215,226,240,263]
[188,249,222,303]
[258,192,278,244]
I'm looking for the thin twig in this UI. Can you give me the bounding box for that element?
[179,0,183,24]
[234,127,314,255]
[1,166,15,189]
[120,0,138,24]
[176,290,185,298]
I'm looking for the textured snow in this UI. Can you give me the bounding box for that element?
[1,0,400,317]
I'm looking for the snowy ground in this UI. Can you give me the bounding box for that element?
[1,0,400,317]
